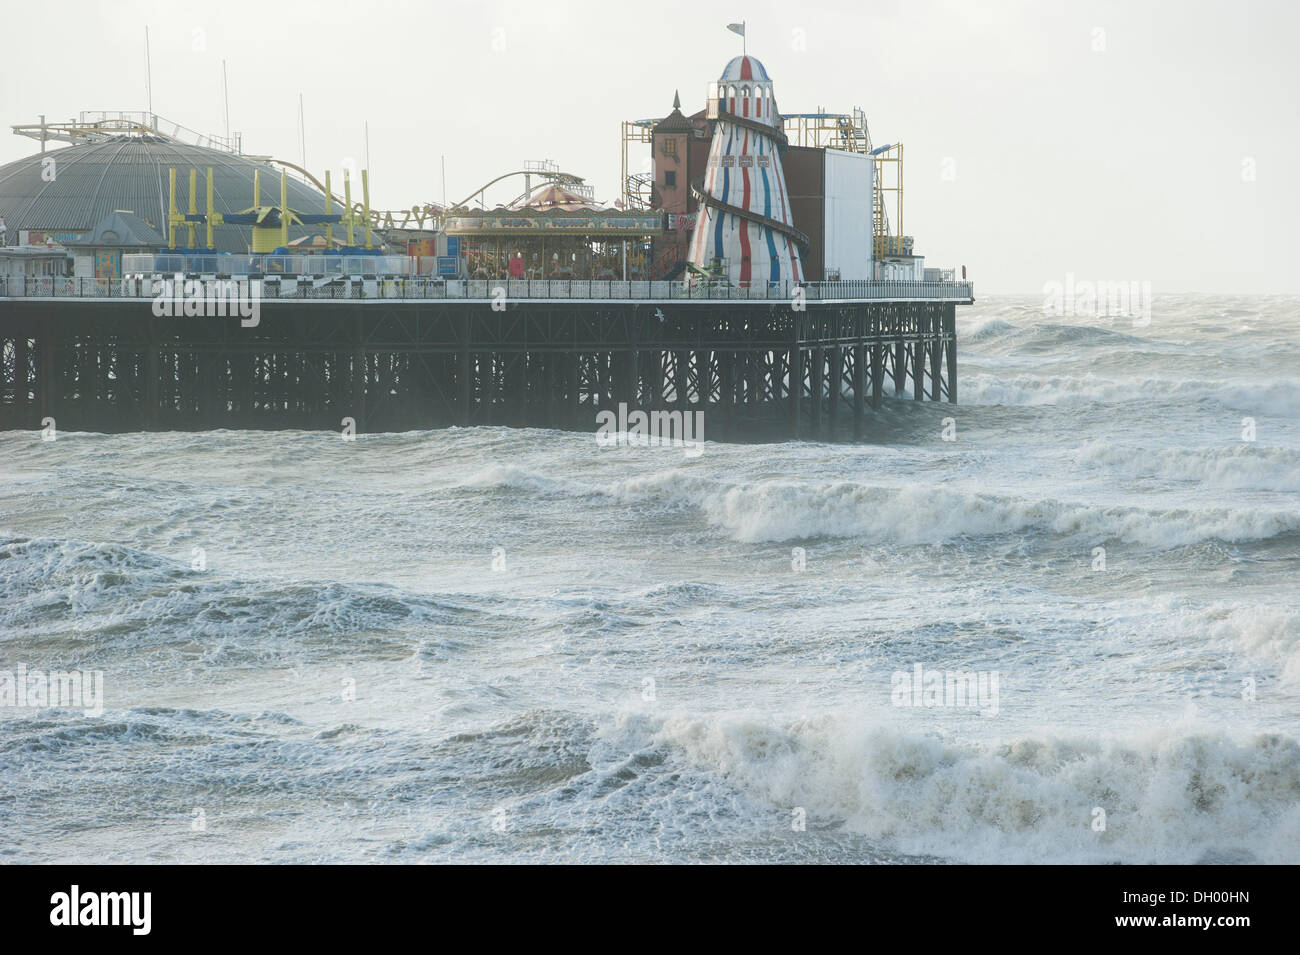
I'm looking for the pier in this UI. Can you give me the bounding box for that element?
[0,50,974,440]
[0,276,967,438]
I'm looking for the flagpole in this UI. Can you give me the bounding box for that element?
[727,20,746,53]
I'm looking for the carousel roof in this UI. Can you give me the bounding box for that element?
[514,182,603,213]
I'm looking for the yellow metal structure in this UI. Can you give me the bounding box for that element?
[247,169,285,253]
[162,161,377,251]
[344,172,355,247]
[187,169,198,248]
[167,166,225,249]
[205,168,215,249]
[248,170,275,253]
[271,158,435,235]
[324,170,333,249]
[167,168,177,248]
[783,109,872,154]
[280,171,289,250]
[362,170,372,249]
[872,143,904,257]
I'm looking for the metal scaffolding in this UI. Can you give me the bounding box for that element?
[621,119,657,211]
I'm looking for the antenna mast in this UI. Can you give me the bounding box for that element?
[222,59,230,143]
[145,27,154,125]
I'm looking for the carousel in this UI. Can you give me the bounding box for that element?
[444,182,661,281]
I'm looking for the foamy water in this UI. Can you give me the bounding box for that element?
[1,293,1298,863]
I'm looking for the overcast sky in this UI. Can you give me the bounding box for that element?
[2,0,1295,293]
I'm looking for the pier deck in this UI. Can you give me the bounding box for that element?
[0,277,971,439]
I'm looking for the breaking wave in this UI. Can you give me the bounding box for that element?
[1074,440,1300,492]
[960,373,1300,414]
[634,712,1300,864]
[606,473,1300,547]
[0,537,503,662]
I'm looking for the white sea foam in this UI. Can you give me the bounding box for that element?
[0,537,497,657]
[638,712,1300,864]
[959,315,1016,341]
[1073,440,1300,492]
[605,473,1300,546]
[961,372,1300,414]
[1186,603,1300,685]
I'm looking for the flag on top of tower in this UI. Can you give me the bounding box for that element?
[726,22,745,36]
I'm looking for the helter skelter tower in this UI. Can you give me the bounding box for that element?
[687,54,807,287]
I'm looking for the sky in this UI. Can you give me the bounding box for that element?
[1,0,1296,293]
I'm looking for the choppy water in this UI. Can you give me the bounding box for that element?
[2,293,1298,864]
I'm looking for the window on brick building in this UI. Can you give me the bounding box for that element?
[665,171,676,187]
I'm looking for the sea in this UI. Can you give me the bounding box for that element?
[1,293,1297,863]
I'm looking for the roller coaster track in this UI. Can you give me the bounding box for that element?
[624,171,656,211]
[453,169,587,210]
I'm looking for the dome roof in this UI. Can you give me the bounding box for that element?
[719,55,770,83]
[0,136,330,253]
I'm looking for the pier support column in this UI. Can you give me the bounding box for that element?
[566,352,578,428]
[459,315,471,426]
[674,348,689,413]
[616,349,634,412]
[870,339,883,410]
[14,336,30,425]
[198,348,216,428]
[543,351,556,428]
[38,329,57,428]
[720,349,734,439]
[912,329,925,401]
[894,331,906,397]
[852,341,865,439]
[236,348,250,428]
[945,307,957,404]
[146,344,161,429]
[352,318,367,431]
[929,310,942,402]
[481,353,490,426]
[828,343,840,439]
[790,343,803,439]
[698,348,713,421]
[811,346,823,437]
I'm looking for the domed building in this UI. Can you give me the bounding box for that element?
[0,135,330,254]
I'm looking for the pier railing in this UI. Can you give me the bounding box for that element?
[125,253,415,277]
[0,275,974,304]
